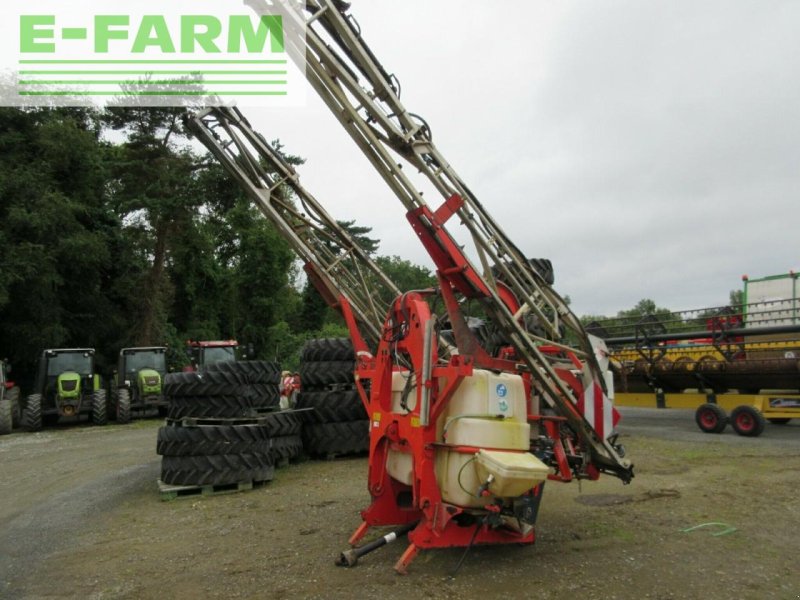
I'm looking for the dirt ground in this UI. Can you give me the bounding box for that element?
[1,408,799,599]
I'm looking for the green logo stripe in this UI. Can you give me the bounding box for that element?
[19,80,287,85]
[19,59,287,65]
[18,91,289,96]
[19,70,287,75]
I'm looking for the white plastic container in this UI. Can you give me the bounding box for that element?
[385,369,540,508]
[474,449,549,497]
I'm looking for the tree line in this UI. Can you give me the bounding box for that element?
[1,108,744,390]
[0,107,435,389]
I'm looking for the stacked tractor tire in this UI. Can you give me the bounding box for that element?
[296,338,369,457]
[157,361,303,488]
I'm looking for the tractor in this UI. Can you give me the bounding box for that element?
[185,339,239,371]
[0,359,21,435]
[110,346,169,422]
[22,348,106,431]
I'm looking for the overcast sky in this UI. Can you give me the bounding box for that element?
[242,0,799,317]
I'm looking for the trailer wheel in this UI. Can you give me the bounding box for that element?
[730,405,766,437]
[767,418,791,425]
[695,403,727,434]
[23,394,42,432]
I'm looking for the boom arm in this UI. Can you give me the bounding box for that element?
[184,105,402,348]
[243,0,631,480]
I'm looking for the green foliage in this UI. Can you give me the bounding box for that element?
[0,107,437,390]
[374,255,436,293]
[729,289,744,309]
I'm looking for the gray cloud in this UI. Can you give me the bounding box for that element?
[247,0,800,316]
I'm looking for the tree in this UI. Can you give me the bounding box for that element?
[0,108,122,380]
[103,106,203,346]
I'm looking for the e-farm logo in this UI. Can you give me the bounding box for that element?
[2,1,305,107]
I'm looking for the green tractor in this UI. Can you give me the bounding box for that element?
[1,359,21,435]
[23,348,106,431]
[110,346,168,422]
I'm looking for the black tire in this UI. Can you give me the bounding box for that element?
[299,361,355,388]
[302,420,369,457]
[261,411,302,437]
[23,393,42,432]
[167,393,256,420]
[205,360,281,384]
[695,403,727,434]
[270,435,303,462]
[157,424,272,456]
[160,453,275,486]
[248,383,281,408]
[767,418,791,425]
[301,338,354,362]
[295,389,367,424]
[7,386,20,428]
[0,399,11,435]
[116,388,131,424]
[92,389,108,426]
[164,371,251,397]
[730,405,766,437]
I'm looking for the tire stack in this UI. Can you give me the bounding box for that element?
[157,361,302,488]
[296,338,369,458]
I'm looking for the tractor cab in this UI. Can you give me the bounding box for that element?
[22,348,106,430]
[185,340,239,371]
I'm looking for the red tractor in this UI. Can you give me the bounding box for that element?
[184,340,240,372]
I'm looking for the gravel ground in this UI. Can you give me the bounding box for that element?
[1,409,799,599]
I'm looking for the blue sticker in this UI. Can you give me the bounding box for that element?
[498,399,509,412]
[496,383,507,398]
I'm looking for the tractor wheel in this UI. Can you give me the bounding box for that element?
[730,405,766,437]
[270,435,304,463]
[695,403,727,434]
[302,420,369,458]
[205,360,281,385]
[156,424,272,456]
[160,452,275,486]
[116,388,131,424]
[167,392,256,420]
[248,383,281,409]
[295,389,367,424]
[7,386,21,428]
[0,399,12,435]
[301,338,355,362]
[92,389,108,426]
[261,410,302,438]
[164,371,251,397]
[767,418,791,425]
[299,361,355,389]
[23,394,42,432]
